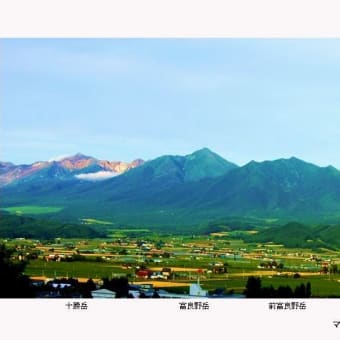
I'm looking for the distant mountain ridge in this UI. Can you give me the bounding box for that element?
[2,148,340,227]
[0,154,144,186]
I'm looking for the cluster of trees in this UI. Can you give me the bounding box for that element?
[0,243,34,297]
[101,277,162,298]
[244,276,312,298]
[34,276,139,298]
[35,277,97,298]
[318,263,339,274]
[0,243,100,298]
[102,277,130,298]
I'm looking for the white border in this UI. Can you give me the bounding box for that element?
[0,0,340,37]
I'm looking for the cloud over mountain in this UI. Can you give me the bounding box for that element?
[75,171,118,181]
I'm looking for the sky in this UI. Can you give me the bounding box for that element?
[1,38,340,168]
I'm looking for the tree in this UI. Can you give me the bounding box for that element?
[81,278,97,298]
[294,283,306,298]
[277,285,293,298]
[244,276,262,298]
[223,262,229,273]
[306,282,312,297]
[102,277,129,298]
[294,283,311,298]
[321,266,328,274]
[244,275,312,298]
[261,285,276,298]
[330,264,338,274]
[0,243,34,298]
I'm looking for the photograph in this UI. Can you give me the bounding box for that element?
[1,38,340,301]
[1,1,340,337]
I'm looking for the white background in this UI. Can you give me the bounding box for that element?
[1,0,340,37]
[1,299,340,339]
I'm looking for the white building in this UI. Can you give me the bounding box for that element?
[91,289,116,298]
[189,279,208,297]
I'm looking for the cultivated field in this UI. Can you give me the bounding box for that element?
[3,226,340,297]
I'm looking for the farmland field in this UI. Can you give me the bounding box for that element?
[2,217,340,297]
[25,259,133,279]
[4,225,338,298]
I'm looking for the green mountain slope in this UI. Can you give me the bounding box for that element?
[199,157,340,219]
[0,212,106,239]
[2,150,340,227]
[246,221,340,249]
[183,148,238,181]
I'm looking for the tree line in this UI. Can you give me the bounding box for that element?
[244,276,312,298]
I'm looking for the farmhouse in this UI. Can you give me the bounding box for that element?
[161,267,172,278]
[136,269,153,279]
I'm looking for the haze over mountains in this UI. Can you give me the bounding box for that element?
[2,148,340,227]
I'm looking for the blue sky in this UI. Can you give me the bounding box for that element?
[1,38,340,168]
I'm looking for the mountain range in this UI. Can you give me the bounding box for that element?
[0,153,144,186]
[2,148,340,227]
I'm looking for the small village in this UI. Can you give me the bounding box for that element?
[3,229,340,298]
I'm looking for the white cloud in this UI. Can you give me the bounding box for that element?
[75,171,118,181]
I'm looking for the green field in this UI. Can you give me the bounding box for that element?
[23,259,340,297]
[198,275,340,297]
[1,206,63,215]
[25,259,133,279]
